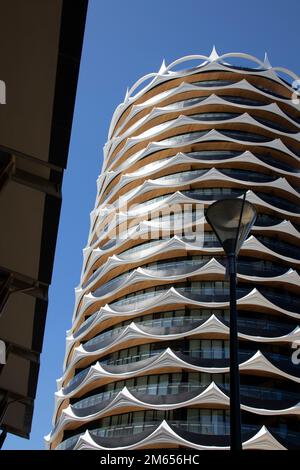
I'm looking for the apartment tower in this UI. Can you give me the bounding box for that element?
[47,49,300,450]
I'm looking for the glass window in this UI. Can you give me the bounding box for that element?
[156,410,166,421]
[119,349,127,360]
[134,411,144,423]
[148,375,158,394]
[201,409,212,434]
[136,375,147,386]
[202,339,211,358]
[190,339,200,357]
[212,340,223,359]
[129,346,138,361]
[190,308,201,318]
[145,409,154,421]
[187,408,199,422]
[189,372,200,385]
[200,373,211,386]
[120,413,129,425]
[176,309,185,317]
[117,380,125,389]
[224,340,229,358]
[212,373,223,386]
[111,415,118,426]
[140,344,150,355]
[126,378,134,388]
[158,374,168,395]
[172,373,182,383]
[192,281,201,289]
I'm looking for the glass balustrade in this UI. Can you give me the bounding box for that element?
[84,316,209,350]
[192,79,235,87]
[255,213,284,226]
[99,182,297,233]
[56,420,300,450]
[81,313,294,353]
[189,112,240,121]
[158,130,270,147]
[70,382,299,413]
[162,93,263,108]
[154,168,275,184]
[92,258,215,298]
[100,148,299,207]
[257,192,300,214]
[110,282,300,313]
[185,150,241,160]
[64,341,295,393]
[258,235,300,259]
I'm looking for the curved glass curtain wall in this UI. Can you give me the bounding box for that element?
[106,282,300,316]
[84,252,296,293]
[65,337,298,394]
[94,192,299,248]
[77,306,297,346]
[69,372,299,412]
[50,60,300,450]
[100,148,300,205]
[57,407,300,450]
[139,108,296,134]
[99,188,299,235]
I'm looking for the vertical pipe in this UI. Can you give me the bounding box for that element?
[228,254,242,450]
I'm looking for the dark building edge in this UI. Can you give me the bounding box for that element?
[2,0,88,441]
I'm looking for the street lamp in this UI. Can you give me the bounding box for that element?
[206,195,257,451]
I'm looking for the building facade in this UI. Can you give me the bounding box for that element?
[47,50,300,450]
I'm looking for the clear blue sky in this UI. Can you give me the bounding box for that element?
[4,0,300,450]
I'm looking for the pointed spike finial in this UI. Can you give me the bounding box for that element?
[158,58,167,74]
[209,45,219,62]
[263,52,272,69]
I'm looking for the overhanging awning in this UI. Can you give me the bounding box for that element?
[0,0,88,439]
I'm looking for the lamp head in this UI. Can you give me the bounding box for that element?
[206,198,257,257]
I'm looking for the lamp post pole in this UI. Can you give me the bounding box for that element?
[206,195,256,451]
[228,254,242,451]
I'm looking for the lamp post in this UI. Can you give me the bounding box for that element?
[206,195,257,451]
